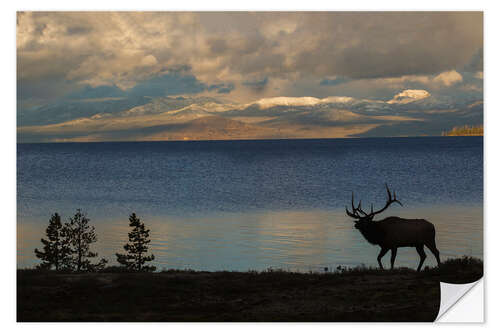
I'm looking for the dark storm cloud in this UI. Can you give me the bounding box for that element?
[463,48,483,72]
[65,84,127,99]
[128,72,206,97]
[320,77,350,86]
[66,25,93,35]
[242,77,269,92]
[18,12,482,101]
[286,12,482,79]
[207,83,235,94]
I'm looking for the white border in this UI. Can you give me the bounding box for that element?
[11,1,488,11]
[3,1,498,331]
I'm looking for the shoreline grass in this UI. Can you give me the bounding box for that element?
[17,257,482,322]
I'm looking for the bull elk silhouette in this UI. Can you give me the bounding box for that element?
[346,184,441,271]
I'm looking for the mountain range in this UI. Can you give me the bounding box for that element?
[17,90,483,142]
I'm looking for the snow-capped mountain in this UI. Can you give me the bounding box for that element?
[387,89,431,104]
[18,90,483,142]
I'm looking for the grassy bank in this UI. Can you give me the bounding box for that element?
[17,257,482,322]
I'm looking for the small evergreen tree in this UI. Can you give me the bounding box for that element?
[116,213,156,272]
[34,213,71,271]
[65,209,107,272]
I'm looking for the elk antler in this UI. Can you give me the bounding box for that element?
[368,183,403,218]
[345,184,403,221]
[346,192,364,219]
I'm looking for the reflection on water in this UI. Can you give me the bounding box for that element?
[17,204,482,272]
[17,138,482,271]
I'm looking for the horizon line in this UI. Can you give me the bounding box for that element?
[15,135,479,144]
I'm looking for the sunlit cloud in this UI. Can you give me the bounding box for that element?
[433,70,463,87]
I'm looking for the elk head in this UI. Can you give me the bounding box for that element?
[345,183,402,230]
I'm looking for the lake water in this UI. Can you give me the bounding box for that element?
[17,137,483,271]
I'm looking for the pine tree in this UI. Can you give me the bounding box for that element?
[34,213,71,271]
[65,209,107,272]
[116,213,156,272]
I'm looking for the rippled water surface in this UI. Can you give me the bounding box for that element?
[17,137,483,270]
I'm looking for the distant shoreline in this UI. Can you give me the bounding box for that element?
[17,135,483,145]
[442,125,483,137]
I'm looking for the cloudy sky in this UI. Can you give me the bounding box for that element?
[17,12,483,142]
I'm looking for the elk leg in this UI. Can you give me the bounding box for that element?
[425,240,441,267]
[390,248,397,269]
[416,245,427,272]
[377,247,389,269]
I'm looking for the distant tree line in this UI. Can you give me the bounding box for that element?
[441,125,483,136]
[34,209,155,272]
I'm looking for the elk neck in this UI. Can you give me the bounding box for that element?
[357,221,384,245]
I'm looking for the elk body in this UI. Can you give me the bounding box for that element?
[346,185,441,271]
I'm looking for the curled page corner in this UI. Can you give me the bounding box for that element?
[436,279,483,322]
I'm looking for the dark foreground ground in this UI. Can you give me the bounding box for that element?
[17,257,482,322]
